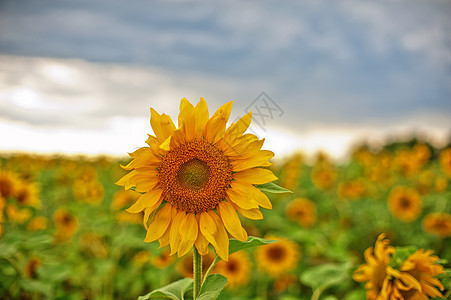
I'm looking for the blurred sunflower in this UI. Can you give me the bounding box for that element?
[256,236,300,277]
[24,257,41,279]
[388,186,422,222]
[14,181,40,207]
[439,148,451,177]
[111,189,139,210]
[6,204,31,224]
[132,251,150,267]
[73,178,104,204]
[214,251,251,288]
[434,175,448,193]
[151,249,175,269]
[117,98,277,260]
[53,209,78,242]
[311,166,335,190]
[280,153,303,191]
[273,274,297,292]
[353,234,394,299]
[0,169,20,198]
[422,212,451,238]
[337,180,366,200]
[354,234,445,299]
[285,198,316,228]
[27,216,48,232]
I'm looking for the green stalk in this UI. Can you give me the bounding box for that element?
[193,247,202,299]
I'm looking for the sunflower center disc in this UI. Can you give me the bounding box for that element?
[177,158,210,190]
[159,140,233,213]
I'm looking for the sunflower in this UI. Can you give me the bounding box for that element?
[337,180,366,200]
[151,249,175,269]
[439,148,451,177]
[353,234,394,299]
[0,169,20,198]
[311,166,336,190]
[273,274,297,292]
[434,176,448,193]
[6,204,31,224]
[73,178,104,204]
[214,251,251,288]
[24,257,41,279]
[285,198,316,228]
[280,153,303,191]
[422,212,451,238]
[388,186,422,222]
[116,98,277,260]
[53,209,78,242]
[256,236,300,277]
[353,234,445,299]
[27,216,48,232]
[14,181,40,207]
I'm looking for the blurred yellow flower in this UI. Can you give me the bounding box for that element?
[256,236,300,277]
[111,189,139,210]
[434,175,448,193]
[214,251,251,288]
[14,181,40,207]
[422,213,451,238]
[439,148,451,177]
[24,257,41,279]
[151,249,175,269]
[285,198,316,228]
[73,178,104,204]
[353,234,394,299]
[117,98,277,260]
[80,233,108,258]
[384,249,445,299]
[0,169,20,198]
[388,186,422,222]
[27,216,48,232]
[280,153,303,191]
[311,166,336,190]
[273,274,297,292]
[6,204,31,224]
[53,209,78,242]
[337,179,367,200]
[132,251,150,267]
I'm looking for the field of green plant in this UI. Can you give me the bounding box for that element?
[1,140,450,300]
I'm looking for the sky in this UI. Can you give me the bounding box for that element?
[0,0,450,160]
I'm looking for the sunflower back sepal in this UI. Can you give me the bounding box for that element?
[138,278,193,300]
[229,236,276,255]
[197,274,228,300]
[255,182,292,194]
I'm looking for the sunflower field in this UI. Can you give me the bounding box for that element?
[1,139,450,299]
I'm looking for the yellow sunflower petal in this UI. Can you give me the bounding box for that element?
[204,101,233,142]
[195,97,209,139]
[217,201,248,242]
[229,181,272,209]
[126,188,163,213]
[231,150,274,172]
[144,204,173,242]
[170,211,186,255]
[234,168,278,185]
[158,208,177,248]
[226,184,259,210]
[195,215,209,255]
[150,108,174,142]
[115,171,137,190]
[178,98,196,141]
[223,111,252,140]
[177,213,199,257]
[208,211,229,261]
[230,202,264,220]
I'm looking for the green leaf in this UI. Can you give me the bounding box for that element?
[300,263,350,297]
[389,246,417,270]
[138,278,193,300]
[256,182,292,193]
[229,236,276,255]
[197,274,228,300]
[38,264,71,282]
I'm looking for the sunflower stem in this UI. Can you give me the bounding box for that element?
[193,247,202,299]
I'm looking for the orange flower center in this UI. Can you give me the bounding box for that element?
[159,140,232,213]
[267,245,286,262]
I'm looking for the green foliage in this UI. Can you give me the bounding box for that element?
[256,182,292,193]
[228,236,276,256]
[197,274,227,300]
[138,278,193,300]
